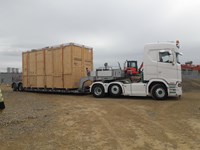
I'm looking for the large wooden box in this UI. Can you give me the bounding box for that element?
[22,43,93,89]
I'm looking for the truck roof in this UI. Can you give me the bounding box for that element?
[144,42,180,53]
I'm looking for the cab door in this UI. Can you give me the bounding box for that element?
[157,50,177,83]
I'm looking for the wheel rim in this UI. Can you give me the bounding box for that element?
[94,87,102,96]
[19,85,23,91]
[111,85,120,95]
[13,84,17,90]
[155,88,165,98]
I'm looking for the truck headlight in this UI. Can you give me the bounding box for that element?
[178,83,182,87]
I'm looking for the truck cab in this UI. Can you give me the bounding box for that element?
[143,43,182,84]
[90,42,182,100]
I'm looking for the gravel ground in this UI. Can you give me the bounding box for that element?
[0,79,200,150]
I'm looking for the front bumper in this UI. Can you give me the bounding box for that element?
[168,82,182,97]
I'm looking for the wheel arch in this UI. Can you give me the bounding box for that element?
[11,82,19,91]
[18,82,23,86]
[90,81,124,94]
[90,82,107,93]
[18,82,24,91]
[11,82,18,88]
[108,82,124,94]
[147,79,169,95]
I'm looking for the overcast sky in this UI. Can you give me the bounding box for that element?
[0,0,200,72]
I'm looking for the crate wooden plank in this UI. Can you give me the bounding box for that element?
[22,43,93,89]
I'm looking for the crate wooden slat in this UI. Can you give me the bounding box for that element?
[22,43,93,89]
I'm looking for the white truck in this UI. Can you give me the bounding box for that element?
[90,41,182,100]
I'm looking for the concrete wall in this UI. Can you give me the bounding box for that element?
[0,73,22,85]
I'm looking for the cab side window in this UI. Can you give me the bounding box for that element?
[159,50,173,63]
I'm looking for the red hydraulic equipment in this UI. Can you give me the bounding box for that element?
[124,61,144,75]
[124,61,138,75]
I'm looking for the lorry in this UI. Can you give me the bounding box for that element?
[90,41,182,100]
[12,41,182,100]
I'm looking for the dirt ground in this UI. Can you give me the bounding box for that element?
[0,79,200,150]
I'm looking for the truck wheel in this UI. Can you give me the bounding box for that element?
[18,83,24,92]
[12,83,18,91]
[92,84,105,98]
[109,84,122,97]
[151,84,167,100]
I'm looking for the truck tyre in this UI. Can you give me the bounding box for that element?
[12,83,18,91]
[109,84,122,97]
[18,83,24,92]
[151,84,167,100]
[92,84,105,98]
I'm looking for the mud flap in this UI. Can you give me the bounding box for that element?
[0,101,5,110]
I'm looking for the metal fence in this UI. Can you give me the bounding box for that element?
[0,73,22,85]
[182,70,200,79]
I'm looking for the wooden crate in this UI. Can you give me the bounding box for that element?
[22,43,93,89]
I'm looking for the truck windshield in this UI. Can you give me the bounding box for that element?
[127,62,136,68]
